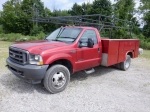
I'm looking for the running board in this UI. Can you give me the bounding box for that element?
[84,68,95,74]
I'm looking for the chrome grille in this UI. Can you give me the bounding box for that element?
[9,47,28,65]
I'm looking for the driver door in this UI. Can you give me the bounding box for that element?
[76,30,101,71]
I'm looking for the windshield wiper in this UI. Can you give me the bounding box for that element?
[52,39,65,42]
[60,37,75,39]
[58,37,76,42]
[44,38,49,40]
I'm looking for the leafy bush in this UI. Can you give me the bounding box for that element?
[132,33,138,39]
[100,30,110,38]
[0,33,24,41]
[146,38,150,42]
[137,33,145,40]
[37,32,45,40]
[146,42,150,50]
[144,42,150,50]
[30,25,44,36]
[0,32,46,42]
[0,25,4,33]
[140,39,150,50]
[111,29,129,39]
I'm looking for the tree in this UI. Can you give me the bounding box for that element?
[69,3,83,15]
[53,10,70,16]
[0,0,51,35]
[131,17,141,35]
[81,3,92,15]
[1,0,24,33]
[90,0,112,15]
[112,0,135,38]
[139,0,150,38]
[140,0,150,11]
[114,0,135,20]
[21,0,45,35]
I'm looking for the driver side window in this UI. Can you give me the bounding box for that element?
[80,30,98,44]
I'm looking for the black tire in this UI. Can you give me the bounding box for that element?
[44,64,70,94]
[120,55,131,71]
[114,63,121,69]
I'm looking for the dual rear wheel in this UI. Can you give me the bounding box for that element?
[115,55,131,71]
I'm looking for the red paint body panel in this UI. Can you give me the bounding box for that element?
[135,41,140,57]
[74,27,102,71]
[76,44,101,71]
[101,39,140,66]
[10,27,140,73]
[118,42,125,62]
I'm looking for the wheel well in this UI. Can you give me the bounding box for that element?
[47,59,73,74]
[127,52,133,58]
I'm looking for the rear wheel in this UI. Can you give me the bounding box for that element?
[44,64,70,94]
[114,63,121,69]
[120,55,131,71]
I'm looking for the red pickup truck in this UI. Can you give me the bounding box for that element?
[6,26,141,93]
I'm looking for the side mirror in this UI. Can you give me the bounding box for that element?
[79,38,94,48]
[87,38,94,48]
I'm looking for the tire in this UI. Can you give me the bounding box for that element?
[114,63,121,69]
[44,64,70,94]
[120,55,131,71]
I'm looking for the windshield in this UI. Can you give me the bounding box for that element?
[46,28,82,43]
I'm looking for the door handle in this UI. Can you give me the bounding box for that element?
[98,48,100,52]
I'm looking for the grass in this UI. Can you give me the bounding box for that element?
[0,41,13,48]
[0,41,13,71]
[139,50,150,59]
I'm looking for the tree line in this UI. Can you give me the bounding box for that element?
[0,0,149,41]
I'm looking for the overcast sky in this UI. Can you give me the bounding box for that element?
[0,0,140,11]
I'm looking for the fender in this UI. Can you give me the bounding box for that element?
[124,50,134,60]
[44,53,75,69]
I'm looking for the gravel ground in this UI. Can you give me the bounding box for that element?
[0,58,150,112]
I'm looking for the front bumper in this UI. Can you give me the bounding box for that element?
[6,58,48,84]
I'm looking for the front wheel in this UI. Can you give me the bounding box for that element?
[120,55,131,71]
[44,64,70,94]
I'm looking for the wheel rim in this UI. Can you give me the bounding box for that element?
[52,72,66,89]
[125,57,130,69]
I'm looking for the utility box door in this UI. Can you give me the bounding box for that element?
[118,42,125,63]
[101,39,119,66]
[107,41,119,66]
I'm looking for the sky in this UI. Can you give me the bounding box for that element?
[0,0,94,11]
[0,0,140,11]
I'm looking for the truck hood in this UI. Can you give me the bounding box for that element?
[11,40,69,53]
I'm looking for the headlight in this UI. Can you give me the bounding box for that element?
[29,54,43,65]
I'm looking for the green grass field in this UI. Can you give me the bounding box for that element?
[0,41,13,70]
[139,50,150,59]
